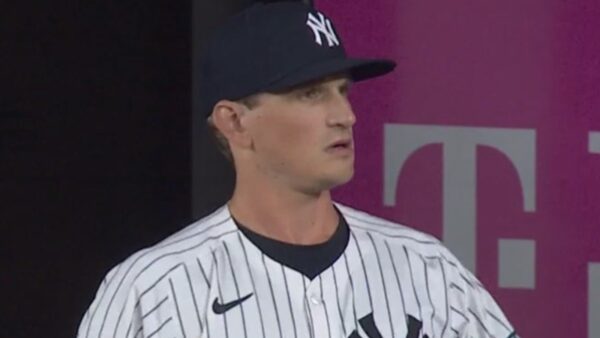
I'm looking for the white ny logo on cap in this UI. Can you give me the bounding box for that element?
[306,12,340,47]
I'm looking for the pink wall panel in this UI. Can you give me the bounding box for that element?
[318,0,600,337]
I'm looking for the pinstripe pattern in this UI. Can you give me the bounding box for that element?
[77,203,516,338]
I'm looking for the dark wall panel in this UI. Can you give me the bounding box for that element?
[2,1,310,336]
[2,2,191,337]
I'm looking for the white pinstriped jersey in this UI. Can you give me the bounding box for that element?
[77,203,517,338]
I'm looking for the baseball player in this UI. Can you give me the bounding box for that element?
[77,2,519,337]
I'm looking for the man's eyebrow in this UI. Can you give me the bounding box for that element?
[294,79,327,91]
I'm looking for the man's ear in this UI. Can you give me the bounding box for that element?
[210,100,253,149]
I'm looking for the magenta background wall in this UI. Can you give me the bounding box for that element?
[319,0,600,337]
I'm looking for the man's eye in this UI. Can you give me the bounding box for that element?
[300,87,323,100]
[340,83,351,97]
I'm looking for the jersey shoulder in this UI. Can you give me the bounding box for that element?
[78,205,237,337]
[102,204,235,292]
[336,203,517,338]
[336,202,452,259]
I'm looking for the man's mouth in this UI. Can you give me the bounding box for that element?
[327,139,354,154]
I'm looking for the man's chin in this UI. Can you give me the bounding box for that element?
[320,170,355,190]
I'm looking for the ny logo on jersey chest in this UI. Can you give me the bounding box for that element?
[347,314,429,338]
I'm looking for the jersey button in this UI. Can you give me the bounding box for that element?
[310,297,321,305]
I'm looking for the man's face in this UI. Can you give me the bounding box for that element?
[244,74,356,194]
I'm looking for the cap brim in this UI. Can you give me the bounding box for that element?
[261,57,396,93]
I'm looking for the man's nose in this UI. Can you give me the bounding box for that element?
[327,94,356,128]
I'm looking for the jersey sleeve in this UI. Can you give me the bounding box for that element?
[77,264,143,338]
[441,249,518,338]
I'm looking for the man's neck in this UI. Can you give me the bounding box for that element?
[228,183,339,245]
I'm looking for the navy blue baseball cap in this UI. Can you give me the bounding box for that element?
[198,1,396,116]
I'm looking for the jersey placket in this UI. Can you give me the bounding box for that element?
[305,276,336,338]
